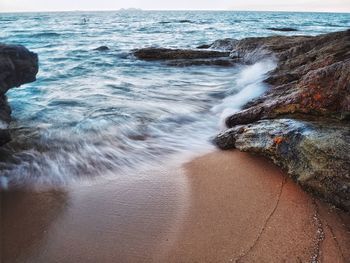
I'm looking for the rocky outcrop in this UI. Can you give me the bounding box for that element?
[0,44,38,146]
[212,30,350,210]
[132,30,350,209]
[214,119,350,210]
[133,47,238,67]
[134,48,230,60]
[227,30,350,125]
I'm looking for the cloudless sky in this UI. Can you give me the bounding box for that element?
[1,0,349,13]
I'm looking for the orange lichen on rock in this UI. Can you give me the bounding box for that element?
[273,136,284,145]
[313,93,322,101]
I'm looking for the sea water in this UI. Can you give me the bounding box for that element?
[0,11,349,186]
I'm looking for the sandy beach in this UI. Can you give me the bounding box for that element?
[2,150,349,262]
[166,151,350,262]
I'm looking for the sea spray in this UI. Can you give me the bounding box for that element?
[0,176,9,189]
[211,58,276,127]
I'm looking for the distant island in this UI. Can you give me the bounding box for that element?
[118,8,143,12]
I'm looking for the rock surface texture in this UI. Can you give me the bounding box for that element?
[0,44,38,146]
[212,30,350,210]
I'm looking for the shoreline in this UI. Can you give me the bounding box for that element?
[2,150,349,262]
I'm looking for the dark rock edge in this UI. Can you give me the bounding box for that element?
[0,44,39,146]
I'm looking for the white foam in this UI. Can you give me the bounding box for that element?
[0,176,9,190]
[0,120,8,129]
[211,58,276,127]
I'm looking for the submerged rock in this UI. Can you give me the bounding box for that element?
[178,20,192,23]
[0,44,38,146]
[214,30,350,210]
[93,46,109,51]
[267,27,298,32]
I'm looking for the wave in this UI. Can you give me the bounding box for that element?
[211,58,276,126]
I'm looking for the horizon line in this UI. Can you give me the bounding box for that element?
[1,9,350,14]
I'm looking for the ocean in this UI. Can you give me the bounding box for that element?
[0,11,349,186]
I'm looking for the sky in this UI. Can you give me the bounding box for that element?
[1,0,349,13]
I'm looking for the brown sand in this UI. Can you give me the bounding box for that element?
[164,151,350,263]
[1,150,349,263]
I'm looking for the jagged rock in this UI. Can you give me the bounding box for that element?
[214,30,350,210]
[0,44,38,146]
[133,48,230,60]
[225,30,350,127]
[214,119,350,211]
[0,44,38,94]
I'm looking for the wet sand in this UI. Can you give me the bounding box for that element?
[2,150,349,262]
[1,166,189,263]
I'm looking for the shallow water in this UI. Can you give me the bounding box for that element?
[0,11,349,186]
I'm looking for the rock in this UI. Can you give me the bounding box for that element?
[0,44,38,94]
[267,27,298,32]
[133,48,230,61]
[133,47,235,67]
[214,119,350,211]
[166,58,238,67]
[225,30,350,127]
[214,30,350,210]
[0,44,38,146]
[0,93,11,123]
[93,46,109,51]
[0,129,11,145]
[178,20,192,23]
